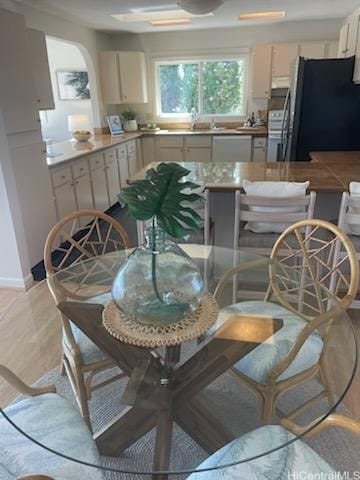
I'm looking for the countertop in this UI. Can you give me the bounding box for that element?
[46,128,268,168]
[130,159,349,193]
[46,133,142,167]
[310,151,360,190]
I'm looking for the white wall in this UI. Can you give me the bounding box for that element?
[0,108,31,288]
[40,37,93,142]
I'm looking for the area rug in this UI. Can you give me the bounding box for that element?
[33,346,360,480]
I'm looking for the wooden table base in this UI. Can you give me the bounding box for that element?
[59,301,282,479]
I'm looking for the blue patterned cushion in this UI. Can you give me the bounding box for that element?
[67,292,112,365]
[0,393,103,480]
[187,425,334,479]
[214,301,323,384]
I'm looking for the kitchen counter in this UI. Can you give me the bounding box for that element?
[46,133,142,167]
[130,160,347,193]
[46,128,268,167]
[142,127,268,137]
[310,151,360,190]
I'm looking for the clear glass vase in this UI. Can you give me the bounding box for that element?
[111,227,205,326]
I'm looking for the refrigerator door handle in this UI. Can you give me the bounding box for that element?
[279,89,291,162]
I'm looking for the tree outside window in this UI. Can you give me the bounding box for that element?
[156,57,247,117]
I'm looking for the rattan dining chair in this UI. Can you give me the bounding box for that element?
[44,209,131,425]
[214,219,359,423]
[337,188,360,308]
[186,414,360,479]
[0,365,103,479]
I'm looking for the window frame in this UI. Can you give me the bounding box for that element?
[154,53,249,122]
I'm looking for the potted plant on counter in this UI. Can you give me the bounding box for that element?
[122,108,138,132]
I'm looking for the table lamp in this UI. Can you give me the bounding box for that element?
[68,114,92,142]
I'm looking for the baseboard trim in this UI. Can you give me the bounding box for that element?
[0,273,34,290]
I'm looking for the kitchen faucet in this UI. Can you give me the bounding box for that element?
[190,107,198,130]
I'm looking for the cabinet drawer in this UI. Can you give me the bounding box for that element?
[253,137,267,148]
[72,159,89,179]
[104,147,117,165]
[89,153,104,171]
[185,135,212,148]
[158,136,183,148]
[52,166,72,188]
[126,140,136,154]
[116,144,127,158]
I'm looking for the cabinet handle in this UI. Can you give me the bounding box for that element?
[75,181,79,185]
[61,175,66,179]
[80,167,84,171]
[36,99,41,103]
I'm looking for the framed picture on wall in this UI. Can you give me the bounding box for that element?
[106,115,124,135]
[56,71,90,100]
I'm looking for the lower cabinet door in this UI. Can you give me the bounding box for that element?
[252,147,267,163]
[106,160,120,207]
[185,148,211,162]
[127,152,138,177]
[159,148,183,162]
[54,182,77,221]
[74,174,94,226]
[118,153,130,188]
[91,167,109,212]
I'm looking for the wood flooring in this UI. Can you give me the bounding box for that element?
[0,286,358,418]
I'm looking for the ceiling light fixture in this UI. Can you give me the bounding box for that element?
[112,10,213,23]
[177,0,224,15]
[239,11,286,21]
[149,18,192,26]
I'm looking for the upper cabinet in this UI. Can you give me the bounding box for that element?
[99,51,148,104]
[27,29,55,111]
[299,42,326,59]
[272,43,299,77]
[0,8,38,134]
[251,45,272,99]
[338,7,360,82]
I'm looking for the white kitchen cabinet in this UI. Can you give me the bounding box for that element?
[159,147,184,163]
[347,15,360,57]
[338,23,350,57]
[27,29,55,111]
[252,137,267,163]
[185,148,211,162]
[127,152,138,177]
[117,148,130,188]
[327,42,339,58]
[272,43,299,77]
[91,166,109,212]
[142,136,156,165]
[299,43,326,59]
[73,174,93,227]
[251,45,272,98]
[0,8,38,134]
[99,51,148,104]
[105,160,120,206]
[54,182,77,223]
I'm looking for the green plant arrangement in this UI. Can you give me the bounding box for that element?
[121,108,137,121]
[112,162,205,324]
[118,162,203,238]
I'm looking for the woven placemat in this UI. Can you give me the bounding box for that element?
[102,292,218,348]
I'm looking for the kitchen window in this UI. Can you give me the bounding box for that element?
[155,56,248,119]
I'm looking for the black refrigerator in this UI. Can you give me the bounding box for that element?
[287,56,360,161]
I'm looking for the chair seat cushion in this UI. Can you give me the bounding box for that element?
[0,393,103,480]
[214,300,323,384]
[186,425,334,479]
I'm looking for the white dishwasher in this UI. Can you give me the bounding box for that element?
[212,135,252,162]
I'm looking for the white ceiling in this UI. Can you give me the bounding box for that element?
[18,0,360,33]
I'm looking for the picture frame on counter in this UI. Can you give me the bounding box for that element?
[107,115,124,135]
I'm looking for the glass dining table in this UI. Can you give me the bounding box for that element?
[0,244,358,480]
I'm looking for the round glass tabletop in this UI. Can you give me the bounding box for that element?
[0,245,357,479]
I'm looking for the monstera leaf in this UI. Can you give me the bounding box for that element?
[118,162,203,238]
